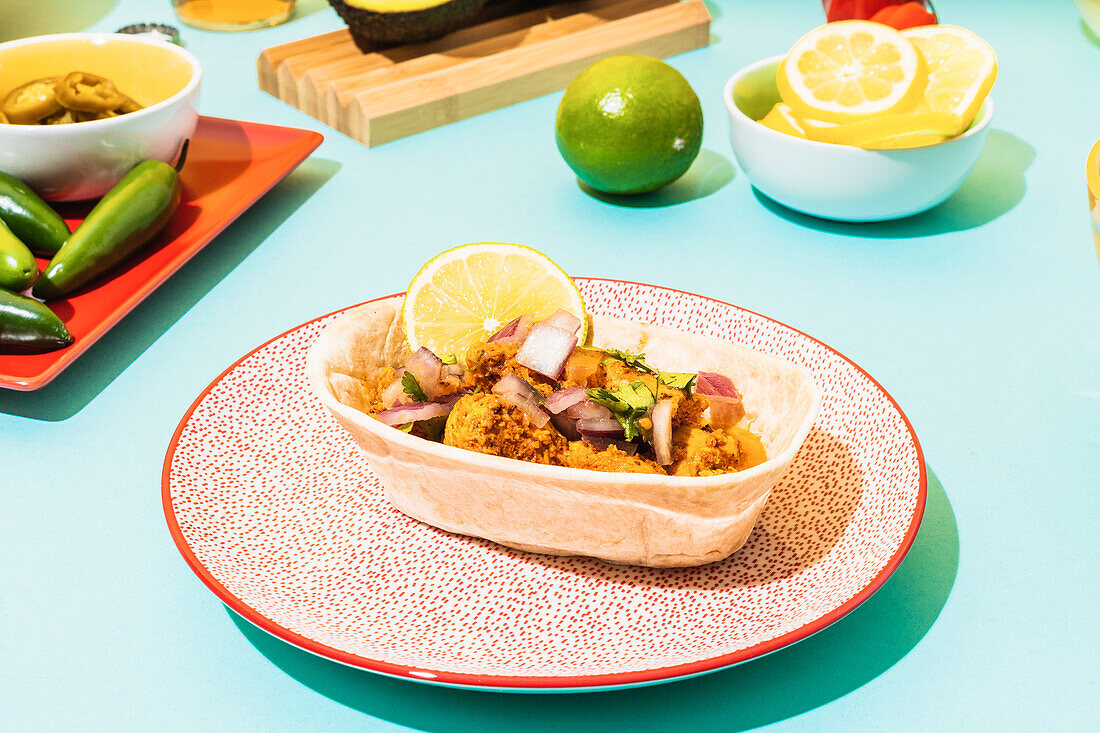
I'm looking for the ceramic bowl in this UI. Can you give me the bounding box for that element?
[1086,139,1100,263]
[723,55,993,222]
[0,33,201,201]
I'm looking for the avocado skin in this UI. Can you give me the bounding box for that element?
[328,0,489,48]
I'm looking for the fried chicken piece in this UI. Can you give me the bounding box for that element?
[463,341,555,396]
[669,426,742,477]
[561,442,666,475]
[444,393,566,464]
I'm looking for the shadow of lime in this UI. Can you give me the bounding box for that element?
[753,130,1034,238]
[0,158,340,421]
[226,466,957,732]
[579,149,735,208]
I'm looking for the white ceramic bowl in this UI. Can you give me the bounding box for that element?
[723,55,993,222]
[0,33,201,201]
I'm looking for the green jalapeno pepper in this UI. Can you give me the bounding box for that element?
[0,218,38,292]
[34,160,180,300]
[55,72,125,114]
[1,77,62,124]
[0,288,72,353]
[0,171,71,255]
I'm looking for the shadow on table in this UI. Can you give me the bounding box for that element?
[1082,20,1100,49]
[578,149,735,209]
[291,0,333,23]
[0,0,116,42]
[0,158,340,422]
[754,130,1034,238]
[228,467,958,732]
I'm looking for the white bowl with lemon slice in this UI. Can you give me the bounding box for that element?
[724,22,996,222]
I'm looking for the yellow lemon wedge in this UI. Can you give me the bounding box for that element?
[759,103,810,138]
[799,108,959,148]
[778,20,928,123]
[902,25,997,134]
[402,242,588,356]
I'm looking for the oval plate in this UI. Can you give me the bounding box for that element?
[163,279,925,692]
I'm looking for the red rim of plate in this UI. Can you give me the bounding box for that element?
[162,279,927,691]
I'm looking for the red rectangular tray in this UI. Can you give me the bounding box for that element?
[0,116,323,390]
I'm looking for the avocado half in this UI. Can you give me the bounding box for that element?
[328,0,490,48]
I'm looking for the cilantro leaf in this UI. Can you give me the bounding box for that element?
[657,372,696,391]
[600,348,656,374]
[401,371,427,402]
[586,380,656,441]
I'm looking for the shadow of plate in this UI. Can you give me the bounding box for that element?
[226,466,957,732]
[579,149,735,208]
[753,130,1034,238]
[0,158,340,421]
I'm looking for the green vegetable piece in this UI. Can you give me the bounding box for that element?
[0,171,71,256]
[0,288,72,353]
[600,347,656,374]
[0,218,38,292]
[33,160,180,300]
[586,380,656,441]
[657,372,696,390]
[402,371,427,402]
[439,353,458,365]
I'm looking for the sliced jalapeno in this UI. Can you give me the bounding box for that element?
[1,78,62,124]
[55,72,124,113]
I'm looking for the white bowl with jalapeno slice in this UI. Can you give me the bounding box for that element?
[0,33,201,201]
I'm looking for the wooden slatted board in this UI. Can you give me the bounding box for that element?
[257,0,711,146]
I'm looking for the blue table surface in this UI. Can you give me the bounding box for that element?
[2,0,1097,730]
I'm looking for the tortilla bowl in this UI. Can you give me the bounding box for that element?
[306,296,821,567]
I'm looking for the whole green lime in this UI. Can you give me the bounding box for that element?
[555,54,703,195]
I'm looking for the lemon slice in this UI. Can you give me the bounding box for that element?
[799,108,958,147]
[759,103,810,138]
[402,242,587,356]
[778,20,927,123]
[902,25,997,133]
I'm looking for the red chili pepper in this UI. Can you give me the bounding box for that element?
[869,2,938,29]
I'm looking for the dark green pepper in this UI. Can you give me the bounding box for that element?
[34,160,180,300]
[0,288,72,353]
[0,218,38,292]
[0,171,71,255]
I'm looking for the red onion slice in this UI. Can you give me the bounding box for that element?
[491,374,550,428]
[707,395,745,430]
[544,386,587,414]
[375,400,455,427]
[650,400,673,465]
[487,314,534,344]
[576,417,623,436]
[582,436,639,455]
[696,371,741,399]
[541,308,582,335]
[405,347,443,398]
[516,323,577,379]
[550,412,580,441]
[566,399,613,420]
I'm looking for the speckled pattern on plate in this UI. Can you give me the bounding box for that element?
[163,279,925,691]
